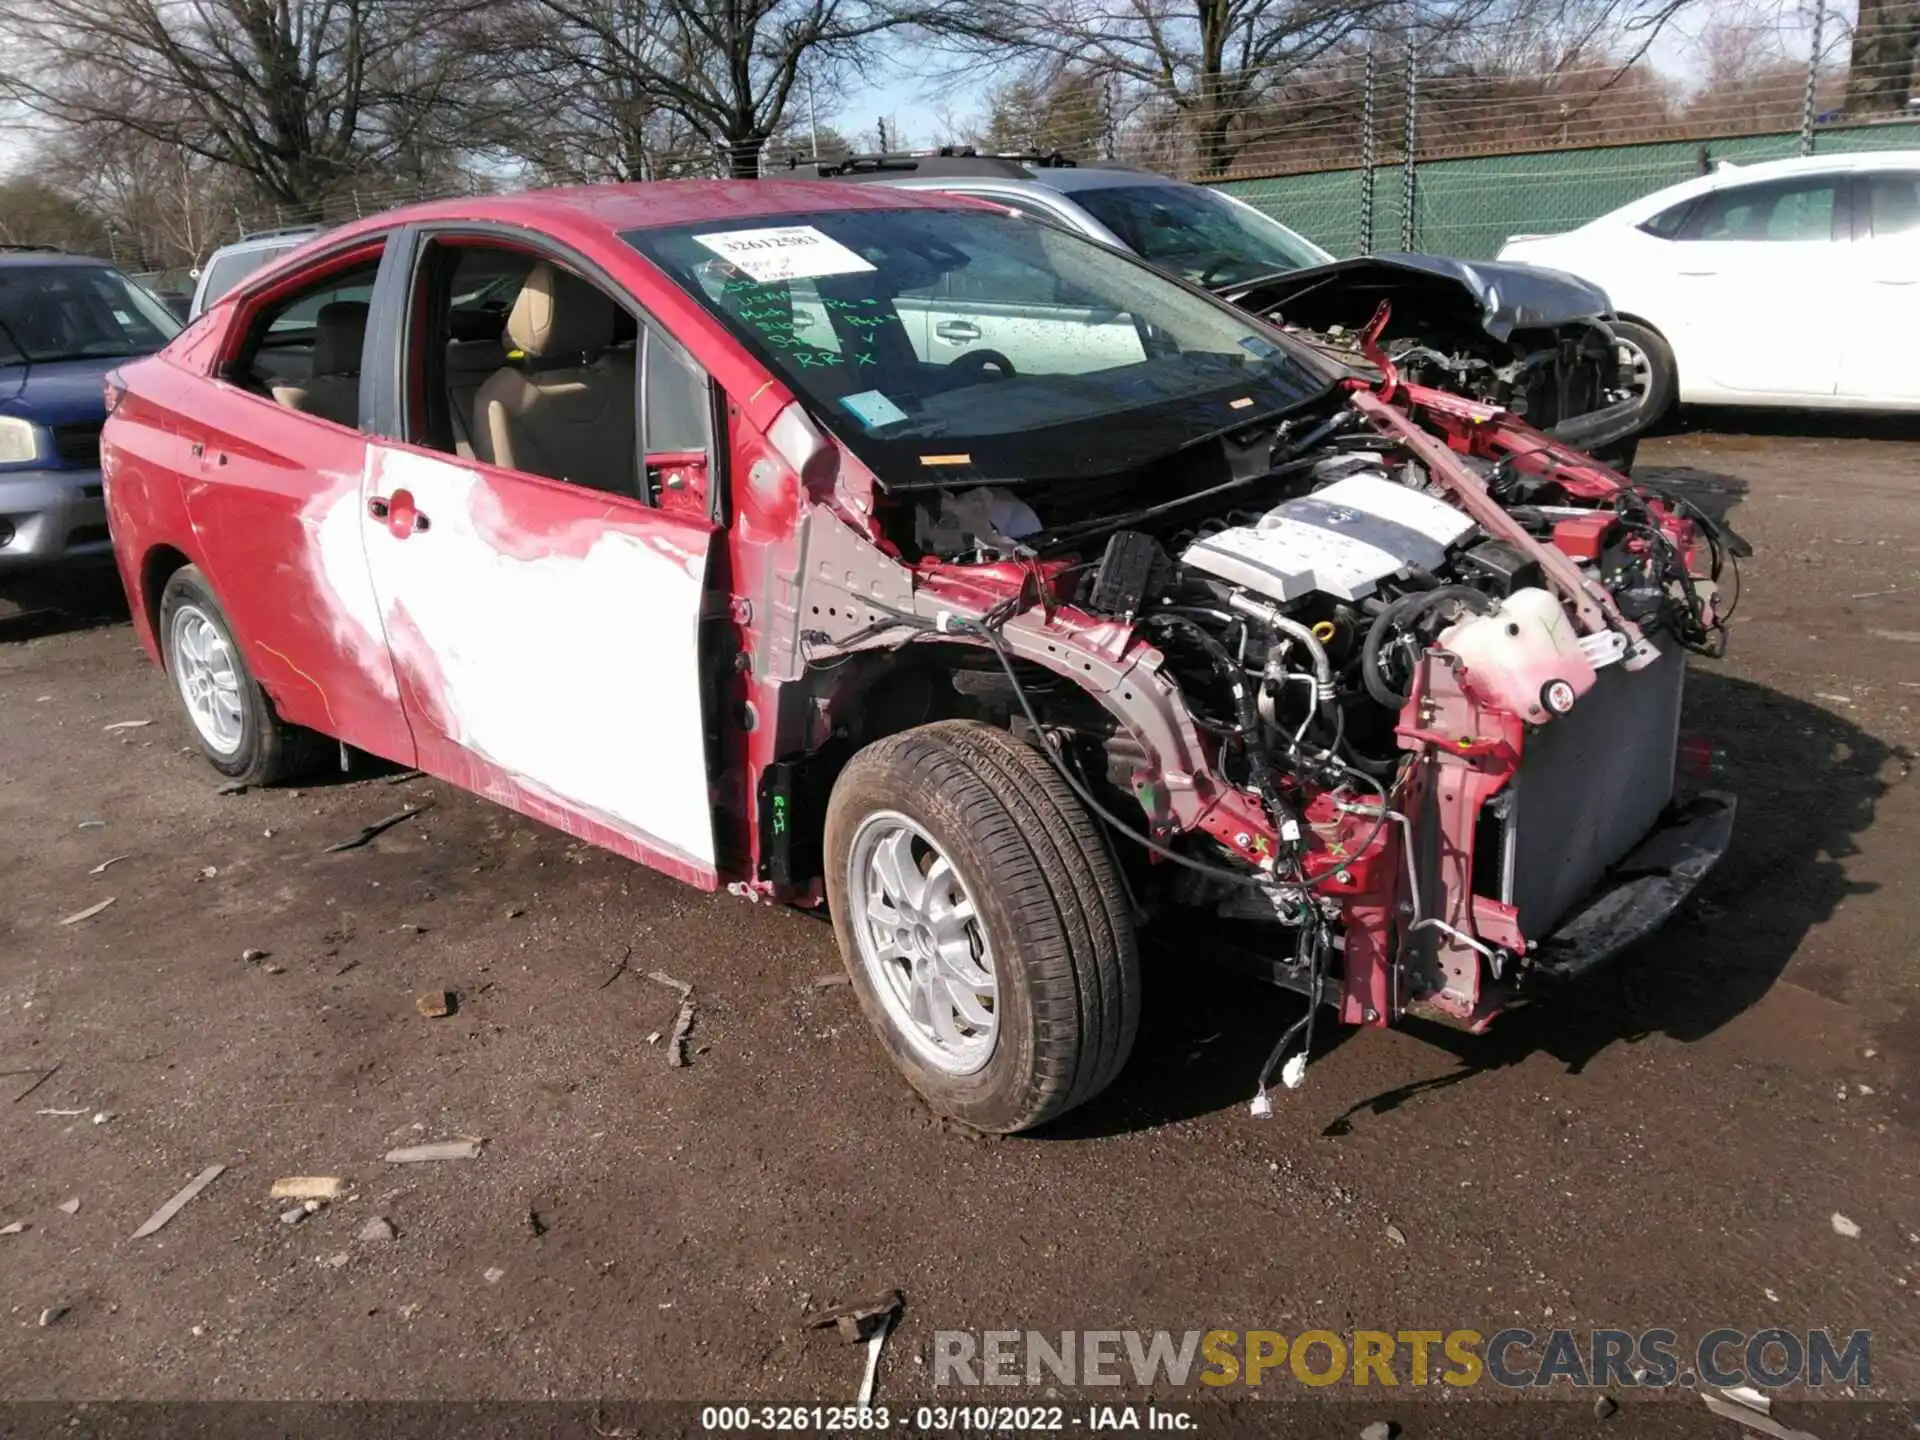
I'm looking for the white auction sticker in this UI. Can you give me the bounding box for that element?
[692,226,876,283]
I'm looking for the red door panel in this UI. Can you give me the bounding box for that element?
[177,384,417,767]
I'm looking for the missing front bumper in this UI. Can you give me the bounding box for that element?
[1525,791,1736,980]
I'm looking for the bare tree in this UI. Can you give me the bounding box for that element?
[484,0,932,179]
[14,128,244,268]
[974,69,1111,156]
[0,0,483,210]
[0,173,112,254]
[1845,0,1918,113]
[929,0,1704,176]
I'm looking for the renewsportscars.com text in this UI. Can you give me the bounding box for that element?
[932,1328,1870,1391]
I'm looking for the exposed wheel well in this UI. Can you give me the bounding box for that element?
[766,641,1121,893]
[141,545,193,666]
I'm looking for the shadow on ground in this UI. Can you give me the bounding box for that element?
[0,564,130,642]
[1663,407,1920,445]
[1046,669,1904,1140]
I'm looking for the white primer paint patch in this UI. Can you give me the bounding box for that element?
[305,470,401,699]
[358,446,716,868]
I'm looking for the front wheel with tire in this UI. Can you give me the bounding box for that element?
[824,721,1141,1133]
[1612,319,1677,430]
[159,565,325,785]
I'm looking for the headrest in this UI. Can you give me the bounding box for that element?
[311,301,370,377]
[507,263,615,361]
[448,307,505,344]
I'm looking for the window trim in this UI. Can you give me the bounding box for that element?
[1636,196,1698,240]
[389,223,723,518]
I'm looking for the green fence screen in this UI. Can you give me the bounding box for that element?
[1215,121,1920,259]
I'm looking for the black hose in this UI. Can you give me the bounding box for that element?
[1360,585,1497,710]
[1143,613,1302,847]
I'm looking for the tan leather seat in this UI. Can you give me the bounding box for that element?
[445,309,507,458]
[472,264,635,495]
[272,301,368,429]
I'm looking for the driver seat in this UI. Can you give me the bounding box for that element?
[472,264,635,496]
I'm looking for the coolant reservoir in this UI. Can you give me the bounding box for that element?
[1437,588,1598,722]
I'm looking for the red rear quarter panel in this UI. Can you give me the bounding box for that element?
[104,354,211,662]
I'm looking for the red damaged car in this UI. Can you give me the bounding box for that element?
[101,182,1740,1132]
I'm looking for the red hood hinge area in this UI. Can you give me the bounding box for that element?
[1347,386,1651,658]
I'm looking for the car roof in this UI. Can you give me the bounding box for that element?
[330,179,977,241]
[209,229,320,257]
[0,249,117,269]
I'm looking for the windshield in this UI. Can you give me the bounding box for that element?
[1072,184,1334,289]
[625,207,1331,489]
[0,265,182,365]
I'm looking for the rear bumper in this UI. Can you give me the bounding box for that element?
[1526,791,1736,980]
[0,467,111,571]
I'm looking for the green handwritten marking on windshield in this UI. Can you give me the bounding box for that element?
[852,348,877,367]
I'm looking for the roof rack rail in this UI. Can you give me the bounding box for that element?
[0,242,68,254]
[785,147,1085,181]
[232,223,324,243]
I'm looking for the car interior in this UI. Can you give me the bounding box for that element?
[234,241,711,510]
[234,256,381,414]
[410,242,711,509]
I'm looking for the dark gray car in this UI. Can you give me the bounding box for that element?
[799,152,1645,467]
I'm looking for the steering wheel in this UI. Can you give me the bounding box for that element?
[948,348,1017,381]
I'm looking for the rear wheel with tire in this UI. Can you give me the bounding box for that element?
[824,721,1141,1133]
[1612,319,1677,430]
[159,565,326,785]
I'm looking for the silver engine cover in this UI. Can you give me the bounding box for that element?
[1180,472,1477,603]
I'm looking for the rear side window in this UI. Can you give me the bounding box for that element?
[1637,198,1696,238]
[229,251,385,430]
[199,249,279,307]
[1677,178,1839,242]
[1864,172,1920,238]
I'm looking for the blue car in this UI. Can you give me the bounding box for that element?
[1,249,181,572]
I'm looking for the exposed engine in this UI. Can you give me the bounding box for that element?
[803,380,1741,1104]
[899,425,1733,824]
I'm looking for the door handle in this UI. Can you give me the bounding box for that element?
[935,320,983,343]
[376,488,429,538]
[1676,269,1718,277]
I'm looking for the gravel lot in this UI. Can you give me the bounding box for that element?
[1,420,1915,1429]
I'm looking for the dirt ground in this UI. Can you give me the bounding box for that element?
[1,417,1916,1427]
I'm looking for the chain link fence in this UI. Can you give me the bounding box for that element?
[149,11,1920,278]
